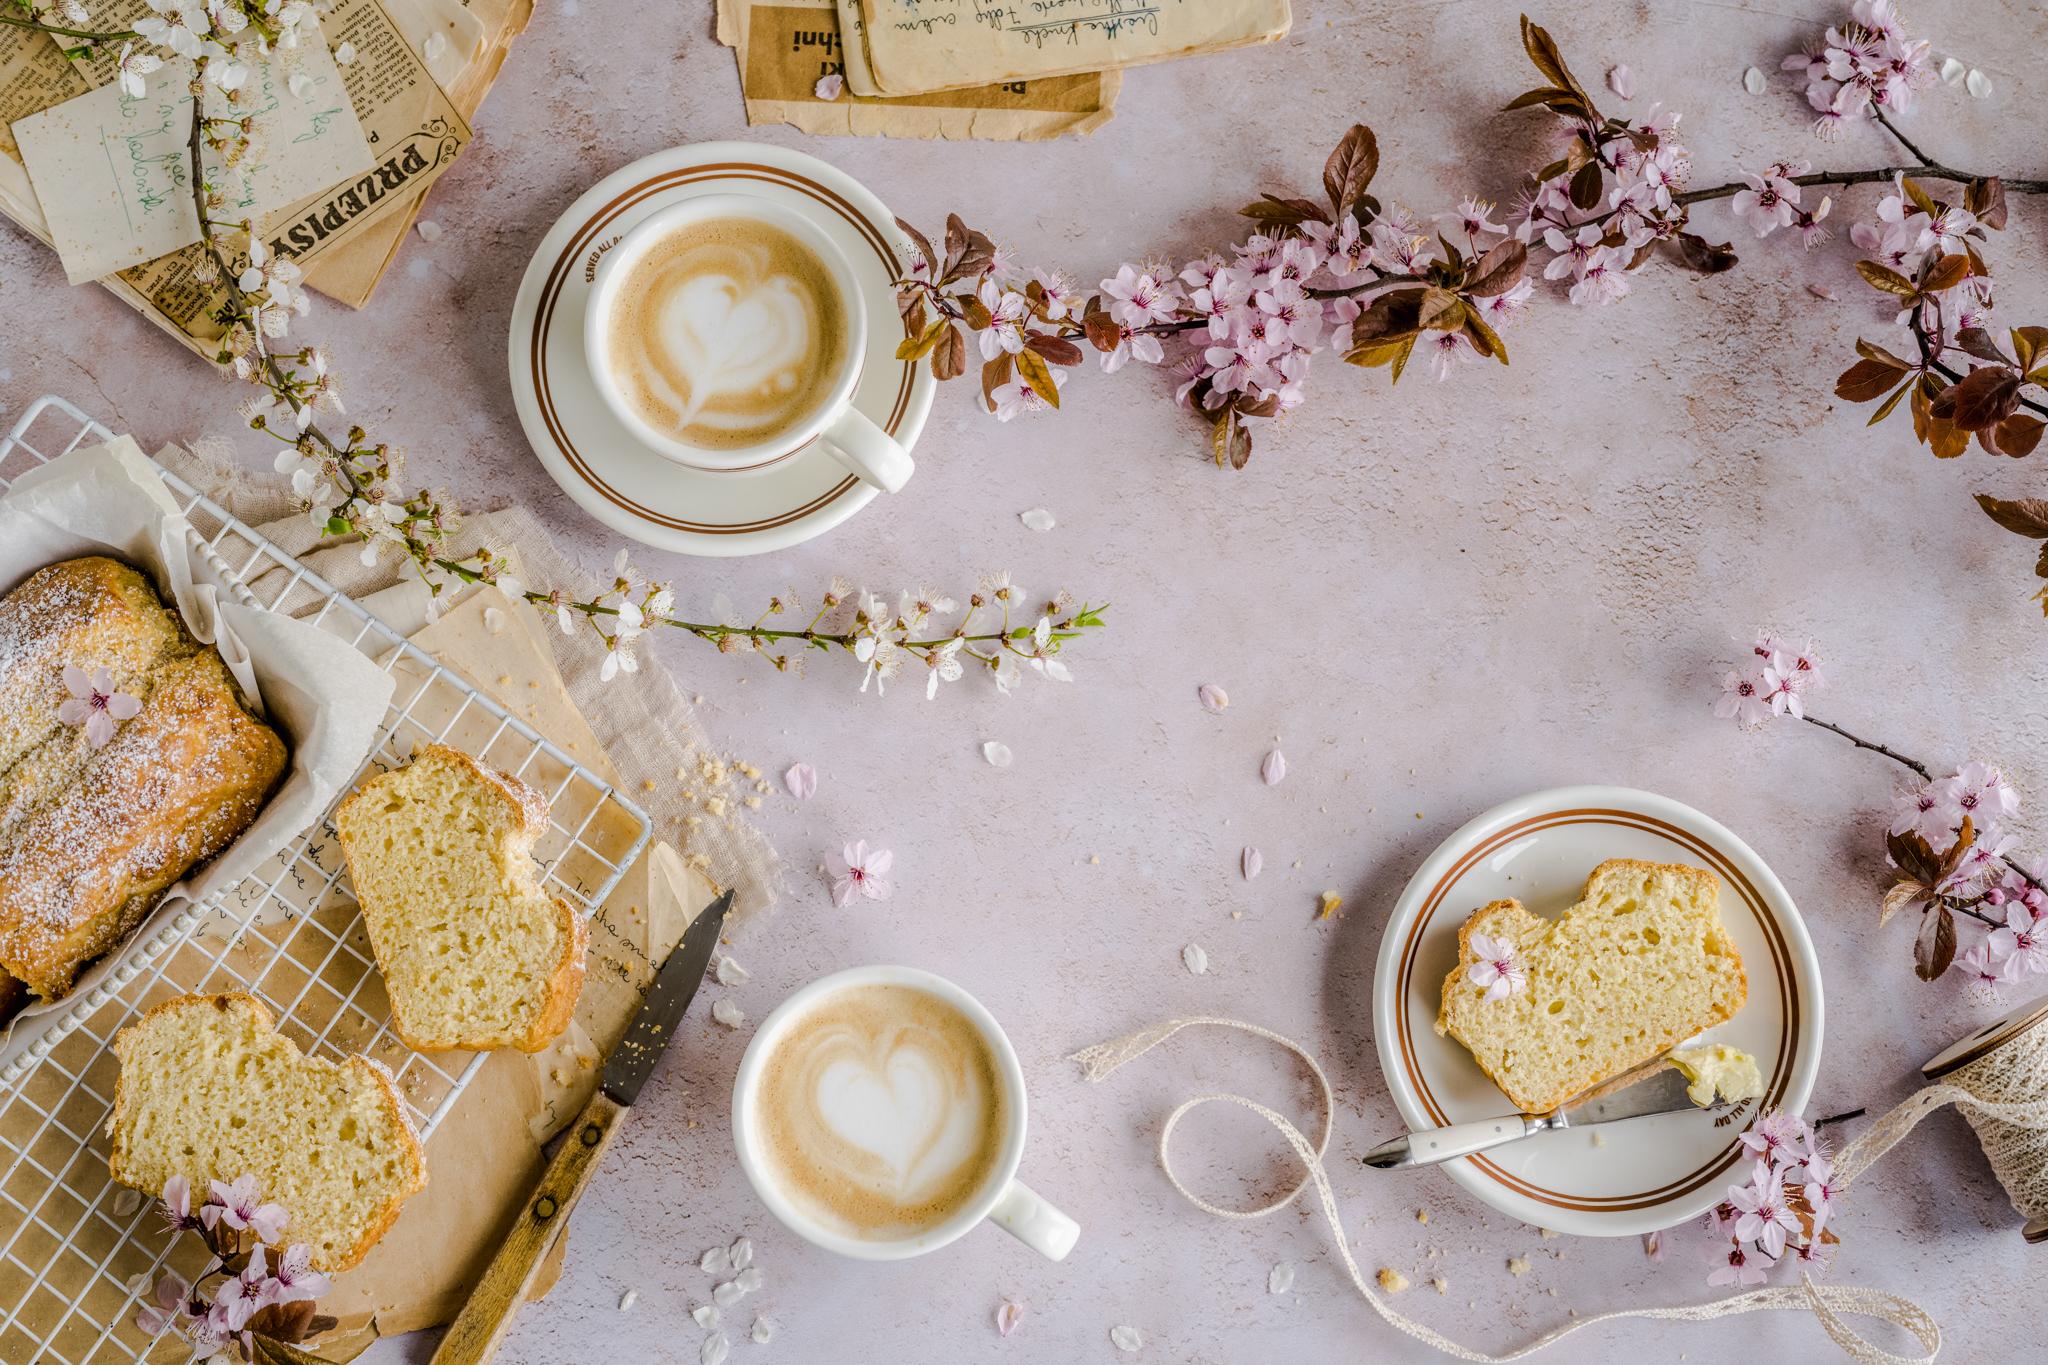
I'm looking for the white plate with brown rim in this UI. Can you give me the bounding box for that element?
[506,141,936,557]
[1371,785,1824,1237]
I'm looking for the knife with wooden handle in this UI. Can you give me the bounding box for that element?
[430,889,734,1365]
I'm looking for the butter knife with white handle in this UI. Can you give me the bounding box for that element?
[1363,1061,1716,1170]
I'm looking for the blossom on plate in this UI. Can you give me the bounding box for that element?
[829,840,894,907]
[1465,932,1525,1002]
[57,665,140,748]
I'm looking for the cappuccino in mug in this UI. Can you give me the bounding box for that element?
[603,216,849,451]
[750,983,1008,1239]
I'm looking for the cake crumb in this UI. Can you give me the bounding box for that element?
[1507,1256,1530,1277]
[1089,854,1101,864]
[1414,1208,1429,1225]
[1376,1267,1409,1293]
[1317,891,1342,919]
[705,797,727,818]
[1539,1228,1557,1240]
[1431,1277,1448,1295]
[618,1290,637,1312]
[1590,1131,1606,1147]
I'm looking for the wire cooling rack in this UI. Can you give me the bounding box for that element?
[0,393,652,1364]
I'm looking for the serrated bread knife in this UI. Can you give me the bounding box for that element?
[431,889,734,1364]
[1362,1057,1719,1170]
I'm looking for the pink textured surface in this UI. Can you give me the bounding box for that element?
[4,1,2042,1360]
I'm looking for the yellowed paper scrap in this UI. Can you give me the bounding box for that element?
[13,43,373,284]
[857,0,1290,96]
[719,0,1119,141]
[0,0,470,354]
[302,0,535,309]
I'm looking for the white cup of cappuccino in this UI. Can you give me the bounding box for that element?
[731,965,1079,1263]
[584,193,915,493]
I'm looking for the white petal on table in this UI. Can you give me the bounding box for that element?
[1939,56,1965,84]
[1260,748,1287,785]
[692,1304,719,1329]
[1966,68,1993,98]
[1741,65,1765,94]
[1268,1262,1295,1294]
[1182,943,1208,975]
[982,740,1013,768]
[728,1236,753,1270]
[711,999,745,1029]
[714,956,750,986]
[700,1333,729,1365]
[1019,507,1056,531]
[1198,683,1228,712]
[751,1317,776,1344]
[1605,64,1634,98]
[1241,846,1262,881]
[783,762,818,799]
[1110,1325,1144,1352]
[700,1246,731,1275]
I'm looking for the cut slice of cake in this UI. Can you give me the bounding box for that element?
[108,993,426,1272]
[332,744,586,1053]
[1435,859,1748,1114]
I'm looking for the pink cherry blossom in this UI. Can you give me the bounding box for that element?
[203,1175,289,1244]
[268,1242,331,1306]
[1730,1165,1802,1258]
[57,665,141,748]
[1730,167,1802,237]
[211,1243,271,1332]
[1714,669,1772,727]
[829,840,894,907]
[1708,1243,1774,1288]
[1465,932,1526,1002]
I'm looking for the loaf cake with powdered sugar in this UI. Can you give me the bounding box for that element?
[0,557,287,1002]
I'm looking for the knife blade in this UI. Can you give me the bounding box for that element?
[432,888,734,1365]
[1363,1053,1719,1170]
[603,886,734,1105]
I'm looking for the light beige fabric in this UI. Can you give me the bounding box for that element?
[153,441,781,919]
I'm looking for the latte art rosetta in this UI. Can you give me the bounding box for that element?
[754,985,1007,1239]
[605,217,847,451]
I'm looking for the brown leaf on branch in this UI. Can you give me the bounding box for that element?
[1931,366,2023,430]
[1323,125,1379,219]
[1967,177,2009,231]
[1898,175,1943,219]
[1241,193,1331,230]
[1675,233,1738,273]
[1836,357,1911,402]
[1975,492,2048,537]
[1516,15,1598,119]
[1952,328,2009,366]
[932,325,966,381]
[1920,254,1974,294]
[1568,159,1604,211]
[1013,346,1059,409]
[1855,338,1916,369]
[1855,260,1918,298]
[1462,309,1511,365]
[1082,311,1123,353]
[1463,240,1527,297]
[1212,407,1253,469]
[1914,904,1957,981]
[1346,335,1417,381]
[895,319,948,362]
[981,353,1012,412]
[894,217,938,273]
[1025,333,1083,367]
[1986,414,2047,458]
[2012,326,2048,374]
[1417,287,1463,331]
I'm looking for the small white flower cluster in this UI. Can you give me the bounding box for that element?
[1703,1111,1838,1286]
[1514,105,1695,308]
[118,0,325,99]
[1728,161,1833,246]
[1890,762,2048,984]
[1713,631,1825,728]
[1780,1,1937,140]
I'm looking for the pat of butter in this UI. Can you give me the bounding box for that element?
[1667,1044,1764,1108]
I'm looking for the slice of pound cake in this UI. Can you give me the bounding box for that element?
[1435,859,1748,1114]
[333,744,586,1053]
[108,994,426,1272]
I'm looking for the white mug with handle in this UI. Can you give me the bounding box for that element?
[731,965,1079,1262]
[583,193,915,493]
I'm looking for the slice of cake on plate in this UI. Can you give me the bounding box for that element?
[1436,859,1748,1114]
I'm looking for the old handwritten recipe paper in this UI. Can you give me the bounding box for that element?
[854,0,1291,95]
[13,44,371,284]
[718,0,1120,141]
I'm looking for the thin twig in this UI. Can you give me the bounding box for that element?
[1812,1107,1867,1130]
[1675,165,2048,206]
[1872,107,1937,170]
[1798,715,1933,779]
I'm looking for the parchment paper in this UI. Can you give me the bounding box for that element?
[717,0,1120,141]
[0,438,394,1067]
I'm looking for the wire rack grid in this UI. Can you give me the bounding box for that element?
[0,393,652,1364]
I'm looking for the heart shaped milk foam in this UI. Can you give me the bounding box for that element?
[606,219,844,450]
[755,984,1007,1237]
[813,1037,987,1200]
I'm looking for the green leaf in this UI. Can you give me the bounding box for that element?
[1867,380,1913,426]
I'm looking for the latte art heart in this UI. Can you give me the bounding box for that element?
[605,217,847,451]
[754,985,1007,1240]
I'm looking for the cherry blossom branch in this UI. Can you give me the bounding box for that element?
[1798,715,1931,779]
[1872,105,1936,169]
[1675,166,2048,206]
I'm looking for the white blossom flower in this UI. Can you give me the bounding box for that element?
[1465,932,1525,1002]
[114,43,163,98]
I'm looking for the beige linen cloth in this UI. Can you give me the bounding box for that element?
[153,441,780,917]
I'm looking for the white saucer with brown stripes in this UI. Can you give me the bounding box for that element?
[507,141,935,557]
[1371,785,1824,1237]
